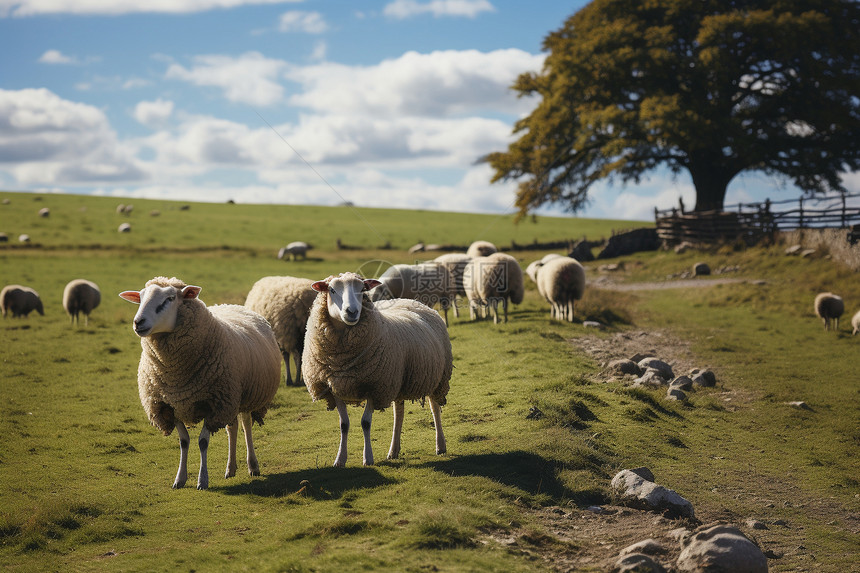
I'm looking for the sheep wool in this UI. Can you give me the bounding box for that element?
[245,275,317,386]
[463,252,524,324]
[814,292,844,331]
[434,253,472,319]
[63,279,101,326]
[466,240,497,258]
[1,284,44,318]
[372,262,455,326]
[535,256,586,322]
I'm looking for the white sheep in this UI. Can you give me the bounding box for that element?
[370,262,455,326]
[466,240,497,258]
[1,285,44,318]
[852,310,860,335]
[118,223,131,233]
[462,253,525,324]
[278,241,310,261]
[244,275,318,386]
[63,279,101,327]
[434,253,472,319]
[814,292,844,331]
[302,272,452,467]
[525,254,564,298]
[119,276,281,489]
[535,256,586,322]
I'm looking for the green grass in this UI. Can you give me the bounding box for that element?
[1,190,858,572]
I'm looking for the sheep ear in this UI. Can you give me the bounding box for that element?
[119,290,141,304]
[181,285,202,299]
[311,280,329,293]
[362,279,382,291]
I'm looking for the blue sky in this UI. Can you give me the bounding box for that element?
[1,0,854,221]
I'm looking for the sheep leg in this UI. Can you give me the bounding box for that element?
[452,296,460,318]
[197,427,210,490]
[361,399,374,466]
[491,299,500,324]
[430,397,446,455]
[502,297,509,323]
[388,400,404,460]
[293,352,303,385]
[334,398,349,467]
[225,417,239,479]
[173,421,190,489]
[241,412,260,476]
[282,350,292,386]
[568,301,575,323]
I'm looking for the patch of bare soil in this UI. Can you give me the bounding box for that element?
[590,276,760,292]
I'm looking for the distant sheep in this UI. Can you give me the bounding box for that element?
[852,310,860,335]
[434,253,472,319]
[18,234,30,243]
[278,241,310,261]
[538,257,585,322]
[814,292,844,331]
[1,285,44,318]
[120,276,281,489]
[245,275,318,386]
[38,207,50,217]
[303,272,452,467]
[463,253,524,324]
[466,240,497,258]
[63,279,101,327]
[371,262,455,326]
[118,223,131,233]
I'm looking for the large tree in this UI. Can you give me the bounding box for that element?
[486,0,860,215]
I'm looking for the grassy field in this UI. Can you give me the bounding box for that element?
[1,190,857,572]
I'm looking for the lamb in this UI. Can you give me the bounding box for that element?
[63,279,101,326]
[466,240,497,258]
[1,285,44,318]
[278,241,310,261]
[302,272,452,467]
[814,292,844,331]
[244,275,318,386]
[371,262,455,326]
[462,253,524,324]
[434,253,472,319]
[535,256,586,322]
[119,276,281,489]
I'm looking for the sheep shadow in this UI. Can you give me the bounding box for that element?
[215,466,396,501]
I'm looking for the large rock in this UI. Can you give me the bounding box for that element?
[690,369,717,387]
[638,358,674,380]
[609,358,642,376]
[614,553,667,573]
[677,524,768,572]
[611,469,695,519]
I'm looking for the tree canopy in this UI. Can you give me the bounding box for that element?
[485,0,860,216]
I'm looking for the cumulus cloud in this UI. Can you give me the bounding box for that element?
[38,49,76,64]
[279,10,328,33]
[1,0,303,17]
[165,52,287,106]
[383,0,495,19]
[133,98,174,127]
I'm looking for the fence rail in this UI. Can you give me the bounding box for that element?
[655,193,860,245]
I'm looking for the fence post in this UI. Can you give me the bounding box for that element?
[799,196,804,229]
[842,194,847,228]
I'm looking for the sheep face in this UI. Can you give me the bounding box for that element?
[312,273,381,326]
[119,284,202,336]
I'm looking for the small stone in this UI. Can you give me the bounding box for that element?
[785,244,803,255]
[745,519,768,530]
[614,553,666,573]
[677,524,768,573]
[786,401,811,410]
[690,369,717,387]
[611,469,694,519]
[666,388,687,401]
[619,538,667,556]
[772,519,788,526]
[693,262,711,276]
[669,376,693,391]
[582,320,605,330]
[638,358,674,380]
[609,359,642,376]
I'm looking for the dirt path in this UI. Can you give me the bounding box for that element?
[589,276,763,291]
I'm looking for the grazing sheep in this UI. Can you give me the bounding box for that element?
[371,262,455,326]
[1,285,44,318]
[466,240,497,258]
[278,241,310,261]
[462,253,524,324]
[38,207,50,217]
[244,275,318,387]
[116,204,126,214]
[434,253,472,319]
[0,233,7,242]
[852,310,860,335]
[302,272,452,467]
[526,254,564,299]
[535,256,586,322]
[18,234,30,243]
[63,279,101,327]
[814,292,844,331]
[118,223,131,233]
[119,276,281,489]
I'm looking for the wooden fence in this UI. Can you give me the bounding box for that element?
[655,193,860,245]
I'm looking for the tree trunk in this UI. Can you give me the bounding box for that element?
[688,157,734,212]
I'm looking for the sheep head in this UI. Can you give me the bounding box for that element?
[119,279,202,337]
[312,272,381,327]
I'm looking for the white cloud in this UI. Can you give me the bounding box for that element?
[165,52,287,106]
[279,10,327,33]
[133,98,174,127]
[1,0,304,17]
[384,0,495,19]
[38,49,75,64]
[310,40,326,61]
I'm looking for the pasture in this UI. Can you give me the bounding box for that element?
[1,191,857,572]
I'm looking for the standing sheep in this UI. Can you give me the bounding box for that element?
[302,272,452,467]
[852,310,860,335]
[434,253,472,319]
[814,292,844,331]
[63,279,101,326]
[370,262,455,326]
[462,253,525,324]
[244,275,317,386]
[535,256,586,322]
[278,241,310,261]
[1,285,44,318]
[466,240,497,258]
[119,276,281,489]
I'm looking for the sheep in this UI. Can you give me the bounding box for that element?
[852,310,860,335]
[38,207,50,217]
[278,241,310,261]
[535,256,586,322]
[118,223,131,233]
[244,275,318,387]
[466,240,497,258]
[526,254,564,298]
[462,253,524,324]
[814,292,844,331]
[63,279,101,327]
[434,253,472,319]
[119,276,281,489]
[302,272,452,467]
[18,234,30,243]
[370,262,455,326]
[1,285,44,318]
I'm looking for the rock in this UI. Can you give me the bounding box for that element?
[614,553,667,573]
[609,359,641,376]
[786,401,811,410]
[629,352,655,363]
[799,249,816,258]
[583,320,606,330]
[677,523,768,572]
[569,239,596,262]
[690,369,717,387]
[629,467,656,482]
[638,358,674,380]
[674,241,695,254]
[408,243,425,254]
[668,527,690,541]
[666,388,687,401]
[670,376,693,391]
[745,519,768,530]
[611,469,695,519]
[633,369,668,387]
[785,244,803,255]
[619,539,667,556]
[526,406,544,420]
[693,262,711,276]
